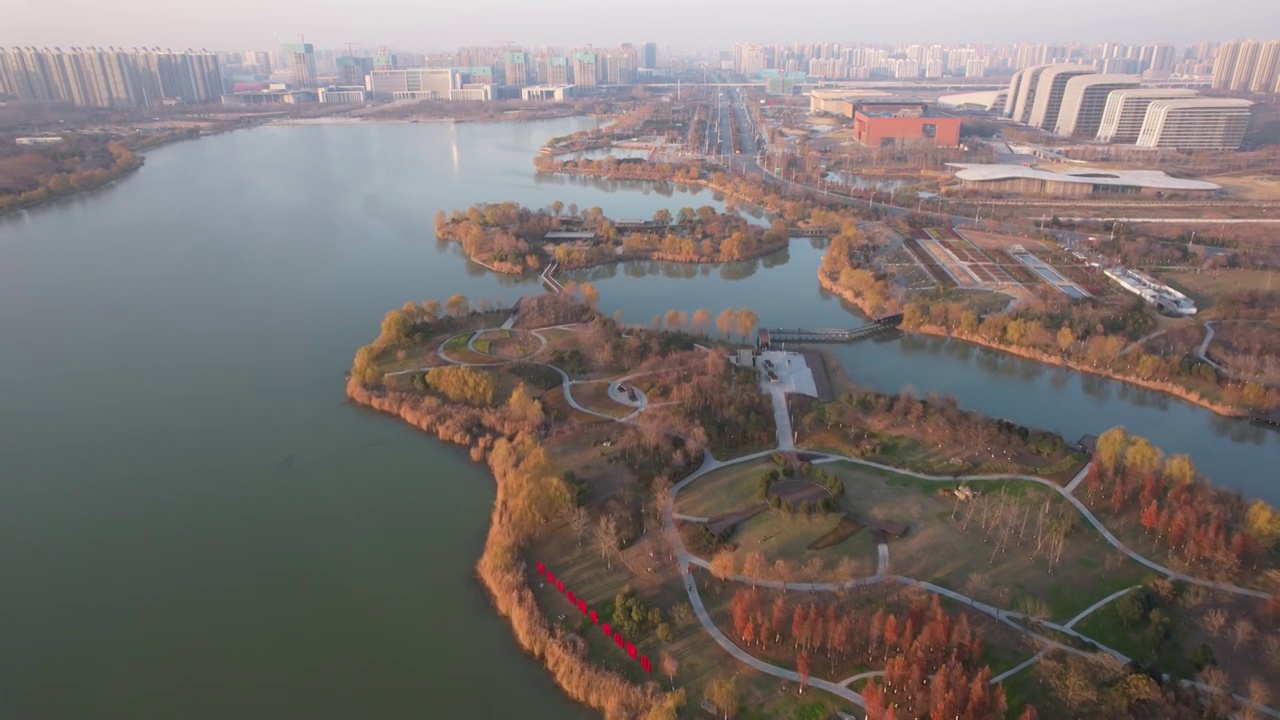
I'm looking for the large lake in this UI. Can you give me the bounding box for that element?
[1,117,1276,718]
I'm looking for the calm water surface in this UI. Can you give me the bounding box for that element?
[1,118,1276,719]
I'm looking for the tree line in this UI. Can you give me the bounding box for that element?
[726,588,1010,718]
[1085,427,1279,582]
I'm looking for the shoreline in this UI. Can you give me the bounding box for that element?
[816,271,1250,419]
[344,378,654,717]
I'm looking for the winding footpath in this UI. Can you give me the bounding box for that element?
[417,328,1276,715]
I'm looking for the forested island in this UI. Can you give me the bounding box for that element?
[434,201,791,273]
[346,289,1279,720]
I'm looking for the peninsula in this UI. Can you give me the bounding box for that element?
[347,290,1280,720]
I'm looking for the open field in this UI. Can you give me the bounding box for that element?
[569,381,634,418]
[1158,269,1280,311]
[959,229,1053,253]
[1207,174,1280,201]
[827,463,1155,622]
[675,459,775,518]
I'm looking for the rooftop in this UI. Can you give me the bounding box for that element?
[947,163,1222,191]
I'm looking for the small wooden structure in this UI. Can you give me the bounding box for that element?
[1252,409,1280,429]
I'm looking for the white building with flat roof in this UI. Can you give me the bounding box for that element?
[1053,74,1140,138]
[1028,65,1097,130]
[368,68,458,100]
[1135,98,1253,150]
[1095,88,1198,143]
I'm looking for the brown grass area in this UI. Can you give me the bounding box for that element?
[1159,269,1280,312]
[1206,174,1280,201]
[960,229,1052,252]
[827,463,1155,622]
[569,381,633,418]
[541,423,631,499]
[675,460,775,519]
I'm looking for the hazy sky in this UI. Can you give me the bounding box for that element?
[3,0,1275,51]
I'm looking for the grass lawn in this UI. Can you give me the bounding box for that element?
[724,509,879,578]
[569,381,633,418]
[1158,269,1280,312]
[827,462,1155,623]
[528,533,857,718]
[674,459,775,518]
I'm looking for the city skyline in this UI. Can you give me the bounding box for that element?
[2,0,1277,50]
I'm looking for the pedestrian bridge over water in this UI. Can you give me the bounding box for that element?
[761,314,904,345]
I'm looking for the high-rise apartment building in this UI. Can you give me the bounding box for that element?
[281,42,316,88]
[1250,41,1280,93]
[572,52,598,87]
[503,51,529,87]
[545,56,569,85]
[1135,98,1252,149]
[1212,39,1280,93]
[0,47,223,107]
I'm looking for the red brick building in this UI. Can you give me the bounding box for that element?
[852,101,962,147]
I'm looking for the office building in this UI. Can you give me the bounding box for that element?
[1135,98,1253,149]
[281,42,316,88]
[1095,88,1198,143]
[1053,74,1140,137]
[1005,64,1054,121]
[1028,65,1097,129]
[368,68,457,100]
[0,46,223,107]
[852,101,961,147]
[572,52,597,88]
[317,87,366,103]
[336,56,373,87]
[640,42,657,70]
[503,51,529,87]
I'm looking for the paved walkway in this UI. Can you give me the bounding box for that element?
[814,453,1272,599]
[413,320,1276,713]
[683,567,866,707]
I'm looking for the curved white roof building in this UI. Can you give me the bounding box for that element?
[1028,65,1097,129]
[1135,98,1253,150]
[1007,64,1055,122]
[939,90,1004,112]
[1053,74,1140,137]
[1095,88,1198,143]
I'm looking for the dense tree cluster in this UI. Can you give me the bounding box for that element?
[803,389,1075,473]
[819,231,900,316]
[1034,652,1242,720]
[0,134,171,213]
[437,200,789,272]
[726,589,1007,718]
[1085,427,1279,580]
[900,295,1280,411]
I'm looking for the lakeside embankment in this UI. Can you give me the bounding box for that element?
[817,271,1250,419]
[0,126,233,218]
[344,377,655,719]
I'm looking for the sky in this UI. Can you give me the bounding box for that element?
[2,0,1276,51]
